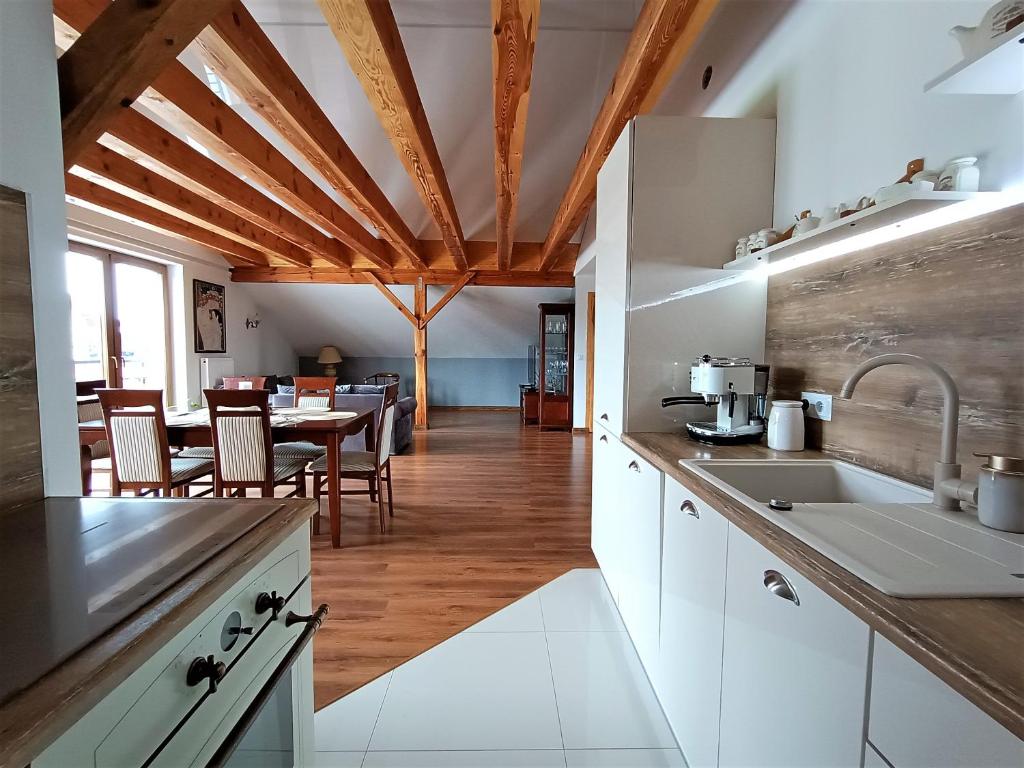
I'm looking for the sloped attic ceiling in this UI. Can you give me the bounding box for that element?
[246,283,573,358]
[194,0,643,243]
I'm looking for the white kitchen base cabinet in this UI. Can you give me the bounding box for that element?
[617,444,664,679]
[868,634,1023,768]
[591,423,624,602]
[718,527,870,768]
[657,478,729,768]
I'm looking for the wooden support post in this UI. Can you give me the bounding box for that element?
[414,277,428,430]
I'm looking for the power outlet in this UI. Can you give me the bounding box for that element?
[801,391,833,421]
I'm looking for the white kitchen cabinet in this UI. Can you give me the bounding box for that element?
[657,477,730,768]
[869,634,1023,768]
[616,443,663,678]
[593,121,632,437]
[718,526,870,768]
[591,422,624,602]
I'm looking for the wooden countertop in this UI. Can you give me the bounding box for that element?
[0,496,317,768]
[622,432,1024,740]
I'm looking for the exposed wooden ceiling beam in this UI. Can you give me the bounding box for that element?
[231,267,575,288]
[417,240,580,271]
[65,175,268,268]
[52,0,394,271]
[537,0,718,270]
[318,0,468,271]
[194,2,427,270]
[72,144,314,268]
[57,0,234,168]
[492,0,540,272]
[100,109,351,268]
[419,272,476,328]
[365,272,419,327]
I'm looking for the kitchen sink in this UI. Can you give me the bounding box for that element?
[685,459,931,505]
[681,459,1024,598]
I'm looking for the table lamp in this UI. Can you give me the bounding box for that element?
[317,345,342,377]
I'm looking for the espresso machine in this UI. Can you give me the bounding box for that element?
[662,355,770,444]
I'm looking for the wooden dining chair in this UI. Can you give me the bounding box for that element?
[97,389,214,497]
[223,376,268,390]
[292,377,337,408]
[204,389,308,498]
[311,382,399,534]
[274,376,337,461]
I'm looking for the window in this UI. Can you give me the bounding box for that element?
[65,247,174,401]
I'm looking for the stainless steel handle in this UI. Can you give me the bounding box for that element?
[628,460,640,472]
[763,570,800,605]
[599,434,608,443]
[681,500,699,519]
[600,413,609,421]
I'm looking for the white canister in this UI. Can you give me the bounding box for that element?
[767,400,805,451]
[976,454,1024,533]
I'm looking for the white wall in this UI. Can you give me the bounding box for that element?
[67,207,298,408]
[658,0,1024,226]
[0,1,80,495]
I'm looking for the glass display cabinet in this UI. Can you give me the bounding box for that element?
[536,303,574,430]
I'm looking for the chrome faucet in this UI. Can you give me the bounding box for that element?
[838,353,977,511]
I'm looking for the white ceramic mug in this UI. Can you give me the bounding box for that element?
[767,400,805,451]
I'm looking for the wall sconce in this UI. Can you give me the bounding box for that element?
[245,312,260,330]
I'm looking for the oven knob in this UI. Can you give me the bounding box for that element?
[186,654,226,693]
[255,590,285,619]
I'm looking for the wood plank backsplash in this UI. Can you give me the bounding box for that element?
[0,185,44,510]
[766,203,1024,489]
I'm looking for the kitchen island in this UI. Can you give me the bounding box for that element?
[0,495,317,768]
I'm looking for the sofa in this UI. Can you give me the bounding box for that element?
[270,383,416,455]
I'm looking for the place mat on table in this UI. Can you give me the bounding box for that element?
[291,411,359,421]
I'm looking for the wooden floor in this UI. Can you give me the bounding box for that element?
[309,410,595,710]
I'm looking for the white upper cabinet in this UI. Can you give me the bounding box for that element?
[869,634,1023,768]
[657,477,730,768]
[616,442,664,678]
[593,122,633,437]
[718,526,870,768]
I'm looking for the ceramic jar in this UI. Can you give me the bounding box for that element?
[767,400,805,451]
[938,157,980,192]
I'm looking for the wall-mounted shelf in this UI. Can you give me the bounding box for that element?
[925,25,1024,94]
[724,192,993,271]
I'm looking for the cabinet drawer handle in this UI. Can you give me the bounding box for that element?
[600,413,609,421]
[628,460,640,473]
[681,500,699,518]
[763,570,800,605]
[599,434,608,443]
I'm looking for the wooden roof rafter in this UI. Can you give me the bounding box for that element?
[232,267,575,288]
[317,0,469,271]
[65,175,269,268]
[537,0,719,271]
[98,110,352,268]
[53,0,394,272]
[72,144,315,268]
[57,0,234,168]
[492,0,540,272]
[193,2,428,270]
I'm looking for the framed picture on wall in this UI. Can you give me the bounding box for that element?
[193,279,226,353]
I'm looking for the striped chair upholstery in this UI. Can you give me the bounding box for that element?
[215,412,267,482]
[378,402,397,465]
[108,414,162,483]
[205,388,308,499]
[97,388,213,497]
[297,394,330,409]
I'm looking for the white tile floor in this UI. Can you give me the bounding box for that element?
[313,569,683,768]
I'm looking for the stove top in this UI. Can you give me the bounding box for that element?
[0,497,285,705]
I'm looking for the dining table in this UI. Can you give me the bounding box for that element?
[78,406,376,548]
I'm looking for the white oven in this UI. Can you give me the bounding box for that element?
[36,525,320,768]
